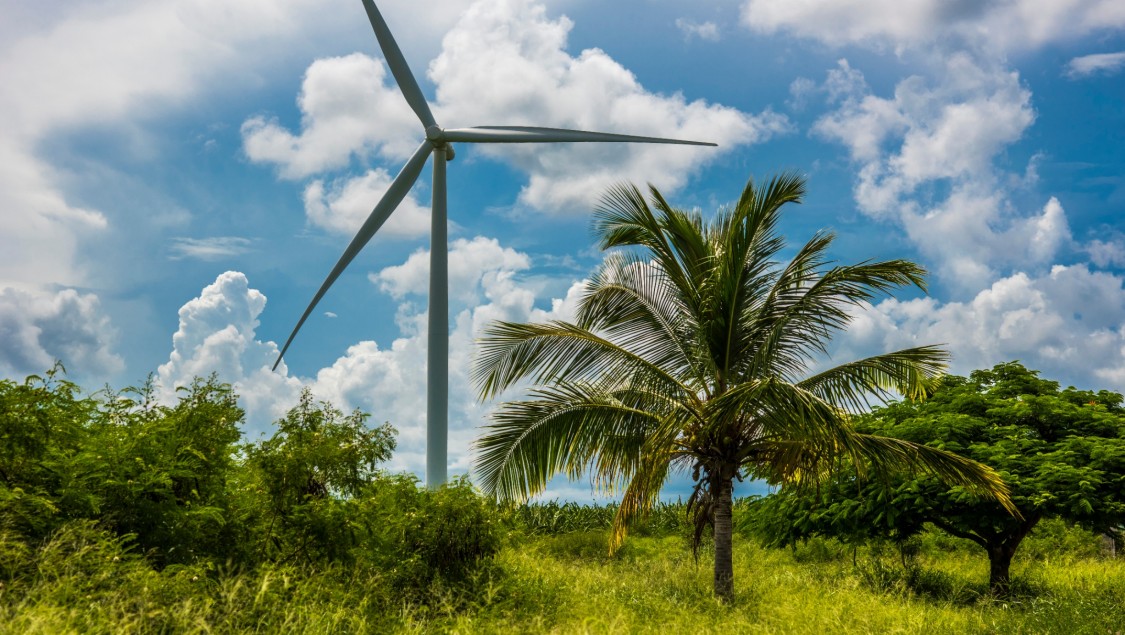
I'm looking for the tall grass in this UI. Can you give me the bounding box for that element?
[3,514,1122,634]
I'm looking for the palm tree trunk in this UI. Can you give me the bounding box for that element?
[713,476,734,602]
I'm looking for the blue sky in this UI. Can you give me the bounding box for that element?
[2,0,1124,498]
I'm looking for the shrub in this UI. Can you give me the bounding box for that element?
[355,475,502,593]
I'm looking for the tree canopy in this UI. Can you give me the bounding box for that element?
[753,362,1125,594]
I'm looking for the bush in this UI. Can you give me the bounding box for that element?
[355,475,502,593]
[242,389,396,566]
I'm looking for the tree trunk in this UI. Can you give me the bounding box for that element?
[986,517,1039,596]
[713,476,734,603]
[987,544,1015,596]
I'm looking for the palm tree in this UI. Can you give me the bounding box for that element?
[472,173,1016,602]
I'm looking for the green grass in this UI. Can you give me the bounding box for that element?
[4,521,1123,634]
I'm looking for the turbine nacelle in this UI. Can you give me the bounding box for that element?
[424,126,456,160]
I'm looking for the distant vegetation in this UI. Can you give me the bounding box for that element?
[1,364,1123,632]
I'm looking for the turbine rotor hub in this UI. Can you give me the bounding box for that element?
[425,125,444,143]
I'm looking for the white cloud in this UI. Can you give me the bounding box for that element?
[169,236,253,261]
[371,236,532,303]
[742,0,1125,53]
[786,77,816,111]
[154,237,585,477]
[242,53,421,178]
[808,57,1079,288]
[0,0,344,290]
[816,56,1033,192]
[1088,237,1125,268]
[0,287,124,379]
[319,237,583,474]
[834,264,1125,393]
[156,271,303,430]
[0,0,511,291]
[429,0,791,212]
[1066,51,1125,78]
[246,0,790,217]
[303,169,431,238]
[675,18,721,42]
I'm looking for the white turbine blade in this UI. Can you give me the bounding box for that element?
[442,126,716,146]
[360,0,436,129]
[273,140,433,370]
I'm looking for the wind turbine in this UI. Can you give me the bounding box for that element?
[273,0,716,487]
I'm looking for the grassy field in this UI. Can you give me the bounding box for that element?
[3,517,1122,634]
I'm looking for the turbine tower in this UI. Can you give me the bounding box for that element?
[273,0,716,487]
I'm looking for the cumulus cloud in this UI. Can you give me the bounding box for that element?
[808,57,1079,288]
[0,0,348,290]
[155,238,585,476]
[1087,237,1125,268]
[156,271,303,431]
[242,53,421,179]
[742,0,1125,53]
[429,0,790,212]
[815,57,1033,191]
[834,264,1125,393]
[1066,51,1125,78]
[0,287,124,379]
[0,0,505,291]
[314,237,583,474]
[371,236,532,303]
[675,18,721,42]
[303,169,431,238]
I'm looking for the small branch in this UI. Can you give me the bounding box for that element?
[927,518,989,549]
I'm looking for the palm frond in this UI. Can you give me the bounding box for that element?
[578,252,703,384]
[748,259,931,381]
[592,183,697,305]
[474,381,689,501]
[472,321,695,404]
[798,347,950,412]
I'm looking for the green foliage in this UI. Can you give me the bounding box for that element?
[0,364,97,538]
[750,362,1125,593]
[0,368,247,565]
[354,475,502,591]
[2,503,1124,632]
[0,366,502,617]
[244,388,396,564]
[89,376,245,566]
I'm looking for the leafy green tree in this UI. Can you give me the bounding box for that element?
[0,364,97,538]
[754,362,1125,594]
[471,173,1015,601]
[245,389,396,564]
[352,475,502,592]
[89,376,245,565]
[0,368,247,566]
